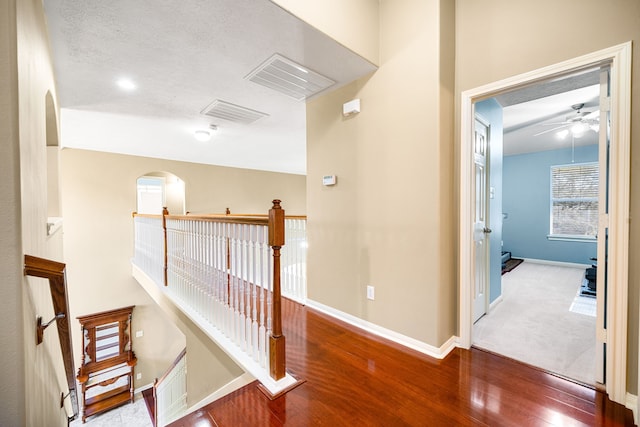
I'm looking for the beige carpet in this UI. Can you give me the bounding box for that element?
[473,261,597,385]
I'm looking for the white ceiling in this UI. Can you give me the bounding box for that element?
[44,1,604,173]
[43,0,377,175]
[497,69,602,156]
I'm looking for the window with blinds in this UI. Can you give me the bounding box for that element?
[550,162,599,238]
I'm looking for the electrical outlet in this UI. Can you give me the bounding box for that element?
[136,373,142,380]
[366,285,375,301]
[135,330,143,338]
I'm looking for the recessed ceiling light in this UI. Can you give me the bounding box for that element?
[116,78,136,91]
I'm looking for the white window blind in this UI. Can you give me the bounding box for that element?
[550,162,599,237]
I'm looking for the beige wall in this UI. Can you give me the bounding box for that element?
[0,0,24,425]
[306,0,456,346]
[455,0,640,394]
[60,148,306,398]
[134,268,244,406]
[5,0,74,424]
[271,0,380,66]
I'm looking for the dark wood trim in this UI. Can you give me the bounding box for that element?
[24,254,78,419]
[162,207,169,286]
[203,208,307,220]
[268,199,286,380]
[169,213,269,225]
[76,306,136,422]
[76,305,136,326]
[141,387,156,427]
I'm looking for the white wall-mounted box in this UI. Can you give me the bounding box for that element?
[323,175,337,186]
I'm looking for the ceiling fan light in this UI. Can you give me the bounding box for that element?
[590,123,600,133]
[556,129,569,140]
[571,123,586,136]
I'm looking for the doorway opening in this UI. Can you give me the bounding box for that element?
[137,172,186,215]
[459,43,631,404]
[472,70,602,386]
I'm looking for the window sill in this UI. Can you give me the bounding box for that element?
[547,234,596,243]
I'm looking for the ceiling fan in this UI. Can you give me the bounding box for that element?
[534,103,600,138]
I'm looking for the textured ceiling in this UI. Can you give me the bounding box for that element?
[43,0,377,174]
[497,69,602,156]
[44,1,604,171]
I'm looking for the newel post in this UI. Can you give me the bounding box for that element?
[162,207,169,286]
[268,199,286,380]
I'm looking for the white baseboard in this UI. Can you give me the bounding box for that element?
[522,258,591,269]
[626,392,637,425]
[305,299,457,359]
[489,295,503,311]
[188,372,255,413]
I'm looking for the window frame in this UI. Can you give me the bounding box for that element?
[547,161,598,242]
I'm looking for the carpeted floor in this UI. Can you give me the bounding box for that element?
[473,261,596,385]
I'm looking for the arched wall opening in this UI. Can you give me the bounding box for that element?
[45,90,62,234]
[137,171,186,215]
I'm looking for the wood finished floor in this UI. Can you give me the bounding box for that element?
[169,298,635,426]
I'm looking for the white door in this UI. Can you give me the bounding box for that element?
[473,117,490,323]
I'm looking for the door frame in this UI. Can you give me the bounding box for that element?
[458,42,631,404]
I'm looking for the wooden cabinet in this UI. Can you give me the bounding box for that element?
[76,306,137,423]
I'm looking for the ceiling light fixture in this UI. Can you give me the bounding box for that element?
[193,125,218,142]
[570,122,586,138]
[116,78,136,91]
[194,130,210,141]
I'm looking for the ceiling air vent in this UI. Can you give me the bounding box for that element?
[245,53,335,101]
[200,100,268,124]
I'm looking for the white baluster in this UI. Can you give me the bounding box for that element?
[239,224,247,351]
[233,222,241,345]
[225,222,233,339]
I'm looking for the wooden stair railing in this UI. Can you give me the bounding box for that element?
[23,254,79,420]
[134,200,288,385]
[166,200,286,381]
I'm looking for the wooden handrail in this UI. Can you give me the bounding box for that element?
[133,211,307,221]
[168,213,269,225]
[24,254,78,419]
[188,210,307,220]
[155,348,187,387]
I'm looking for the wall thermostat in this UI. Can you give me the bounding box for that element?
[322,175,337,186]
